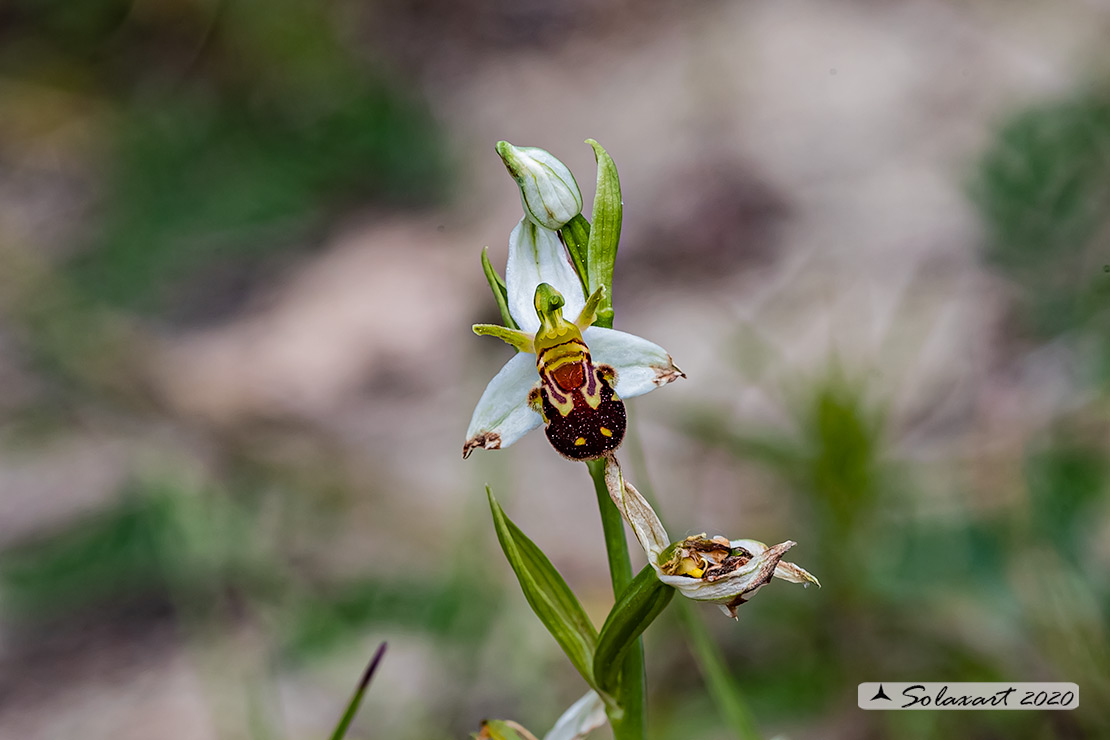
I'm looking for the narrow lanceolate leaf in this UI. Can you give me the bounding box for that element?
[328,642,387,740]
[482,246,518,330]
[559,214,591,294]
[593,565,674,695]
[585,139,622,329]
[487,489,602,695]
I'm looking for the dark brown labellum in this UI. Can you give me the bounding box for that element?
[539,368,626,460]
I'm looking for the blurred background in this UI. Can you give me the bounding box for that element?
[0,0,1108,738]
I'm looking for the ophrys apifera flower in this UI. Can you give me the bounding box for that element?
[602,456,819,618]
[468,138,818,739]
[463,218,683,460]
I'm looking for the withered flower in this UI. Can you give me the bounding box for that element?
[603,456,819,618]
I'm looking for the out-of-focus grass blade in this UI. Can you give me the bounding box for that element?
[328,642,387,740]
[677,600,762,740]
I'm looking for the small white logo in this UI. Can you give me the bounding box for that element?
[858,683,1078,710]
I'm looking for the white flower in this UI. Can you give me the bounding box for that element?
[463,218,683,459]
[603,456,819,618]
[496,141,583,230]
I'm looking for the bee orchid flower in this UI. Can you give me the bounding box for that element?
[603,456,819,618]
[463,217,683,460]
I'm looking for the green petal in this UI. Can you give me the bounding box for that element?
[574,286,605,332]
[473,323,535,353]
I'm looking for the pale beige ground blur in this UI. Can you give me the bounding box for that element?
[2,1,1109,738]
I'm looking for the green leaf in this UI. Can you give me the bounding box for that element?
[481,246,518,330]
[593,564,674,695]
[559,214,591,294]
[585,139,622,329]
[328,642,387,740]
[486,488,602,696]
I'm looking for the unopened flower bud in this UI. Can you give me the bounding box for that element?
[496,141,582,230]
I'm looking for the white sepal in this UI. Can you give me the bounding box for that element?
[583,326,685,398]
[463,352,543,458]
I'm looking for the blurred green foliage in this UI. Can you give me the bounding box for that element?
[0,476,500,666]
[1025,435,1109,565]
[2,0,448,318]
[973,92,1110,381]
[0,490,184,618]
[680,362,1109,738]
[0,480,269,623]
[76,88,443,316]
[287,574,500,661]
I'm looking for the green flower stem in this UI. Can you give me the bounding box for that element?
[587,458,645,740]
[676,601,762,740]
[587,458,632,595]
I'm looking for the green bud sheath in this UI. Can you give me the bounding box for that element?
[585,139,622,329]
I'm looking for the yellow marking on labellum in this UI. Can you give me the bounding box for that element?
[531,283,627,460]
[537,341,601,418]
